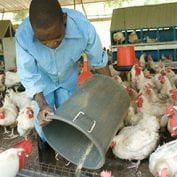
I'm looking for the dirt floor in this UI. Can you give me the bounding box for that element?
[0,126,174,177]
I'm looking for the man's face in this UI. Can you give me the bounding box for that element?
[35,16,66,49]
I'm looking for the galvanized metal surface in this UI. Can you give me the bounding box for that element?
[111,2,177,31]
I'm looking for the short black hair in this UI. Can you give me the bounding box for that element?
[29,0,63,29]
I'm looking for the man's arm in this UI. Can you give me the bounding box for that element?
[34,92,48,109]
[16,40,53,126]
[16,40,45,99]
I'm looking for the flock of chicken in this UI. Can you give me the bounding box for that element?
[113,31,158,44]
[1,54,177,177]
[0,71,35,139]
[109,53,177,177]
[0,71,35,177]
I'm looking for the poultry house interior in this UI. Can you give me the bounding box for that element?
[1,1,177,177]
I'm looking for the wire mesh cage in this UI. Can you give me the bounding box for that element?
[0,126,101,177]
[17,162,100,177]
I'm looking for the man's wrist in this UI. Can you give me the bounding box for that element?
[34,92,48,109]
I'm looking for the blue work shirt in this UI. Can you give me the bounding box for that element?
[15,8,108,99]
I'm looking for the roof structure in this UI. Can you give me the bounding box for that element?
[0,0,111,13]
[111,2,177,31]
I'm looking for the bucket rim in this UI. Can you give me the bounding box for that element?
[42,114,105,170]
[117,44,135,48]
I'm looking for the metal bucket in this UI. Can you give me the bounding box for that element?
[42,75,130,170]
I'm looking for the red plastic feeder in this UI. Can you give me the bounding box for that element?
[78,60,93,86]
[114,45,136,71]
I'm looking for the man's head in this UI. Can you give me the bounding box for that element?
[29,0,66,48]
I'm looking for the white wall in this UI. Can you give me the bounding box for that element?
[91,20,111,49]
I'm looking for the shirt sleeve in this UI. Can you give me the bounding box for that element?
[16,39,45,99]
[84,23,108,69]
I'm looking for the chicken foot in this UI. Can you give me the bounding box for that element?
[3,127,10,134]
[127,160,141,170]
[4,128,18,139]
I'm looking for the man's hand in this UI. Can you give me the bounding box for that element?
[38,104,54,126]
[34,92,54,126]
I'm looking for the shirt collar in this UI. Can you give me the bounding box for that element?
[64,13,82,39]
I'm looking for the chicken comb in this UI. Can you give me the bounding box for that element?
[26,107,34,119]
[0,108,5,119]
[169,110,177,137]
[165,103,174,115]
[135,93,143,107]
[100,170,114,177]
[135,64,141,76]
[169,89,177,100]
[14,139,32,170]
[158,74,165,84]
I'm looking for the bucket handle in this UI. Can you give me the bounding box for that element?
[73,111,96,133]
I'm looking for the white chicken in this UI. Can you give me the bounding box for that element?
[111,114,160,169]
[139,53,146,70]
[144,36,158,43]
[157,74,174,100]
[166,65,177,88]
[0,95,18,138]
[113,31,125,44]
[133,64,154,92]
[17,105,35,137]
[128,31,139,44]
[135,93,167,122]
[149,139,177,177]
[169,89,177,105]
[6,89,32,110]
[141,83,164,104]
[0,139,32,177]
[146,55,160,74]
[5,71,20,88]
[124,106,142,126]
[165,104,177,137]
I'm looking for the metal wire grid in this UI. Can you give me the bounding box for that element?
[17,162,100,177]
[0,127,100,177]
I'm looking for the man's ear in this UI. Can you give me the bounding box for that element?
[63,13,67,25]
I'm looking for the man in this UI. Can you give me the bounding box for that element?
[16,0,111,164]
